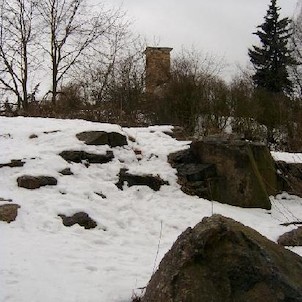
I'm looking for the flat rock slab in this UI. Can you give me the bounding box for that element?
[0,159,25,168]
[59,150,114,164]
[76,131,128,147]
[17,175,57,189]
[115,168,169,191]
[278,227,302,246]
[58,212,97,229]
[142,214,302,302]
[0,204,20,223]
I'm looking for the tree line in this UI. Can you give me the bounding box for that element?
[1,0,302,151]
[0,0,132,109]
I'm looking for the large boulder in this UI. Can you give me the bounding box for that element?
[76,131,128,147]
[59,150,114,164]
[169,137,277,209]
[191,138,277,209]
[17,175,57,189]
[0,204,20,223]
[142,215,302,302]
[115,168,169,191]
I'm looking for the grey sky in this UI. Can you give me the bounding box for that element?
[106,0,299,78]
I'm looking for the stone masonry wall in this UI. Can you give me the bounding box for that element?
[144,47,173,94]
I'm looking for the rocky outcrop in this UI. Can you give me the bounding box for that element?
[115,168,169,191]
[59,150,114,164]
[278,227,302,246]
[17,175,57,189]
[76,131,128,147]
[0,159,25,168]
[169,148,218,198]
[58,212,97,229]
[0,204,20,223]
[169,138,277,209]
[276,161,302,198]
[142,215,302,302]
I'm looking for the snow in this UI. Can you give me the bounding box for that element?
[0,116,302,302]
[271,151,302,163]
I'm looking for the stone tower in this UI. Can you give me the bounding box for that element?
[144,47,173,94]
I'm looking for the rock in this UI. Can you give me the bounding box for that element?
[59,150,114,164]
[0,204,20,223]
[29,134,38,139]
[95,192,107,199]
[76,131,128,147]
[115,168,169,191]
[0,197,12,202]
[59,168,73,175]
[17,175,57,189]
[276,161,302,198]
[168,148,211,198]
[278,227,302,246]
[43,130,60,134]
[58,212,97,229]
[163,126,189,140]
[142,215,302,302]
[192,139,277,209]
[0,159,25,168]
[169,138,277,209]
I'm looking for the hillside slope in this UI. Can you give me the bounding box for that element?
[0,116,301,302]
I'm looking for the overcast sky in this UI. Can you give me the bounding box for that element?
[106,0,299,79]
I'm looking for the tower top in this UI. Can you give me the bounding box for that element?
[144,47,173,54]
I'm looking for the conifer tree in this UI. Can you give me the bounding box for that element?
[248,0,295,94]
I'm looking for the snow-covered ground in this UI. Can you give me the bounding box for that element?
[0,116,301,302]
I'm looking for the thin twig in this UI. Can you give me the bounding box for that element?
[152,220,163,275]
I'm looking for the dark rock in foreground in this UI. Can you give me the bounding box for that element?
[142,215,302,302]
[0,204,20,223]
[59,150,114,164]
[17,175,57,189]
[58,212,97,229]
[115,168,169,191]
[278,227,302,246]
[76,131,128,147]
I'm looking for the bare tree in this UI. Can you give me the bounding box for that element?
[0,0,39,110]
[291,4,302,97]
[37,0,128,105]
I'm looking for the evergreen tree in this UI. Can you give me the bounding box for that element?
[248,0,295,94]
